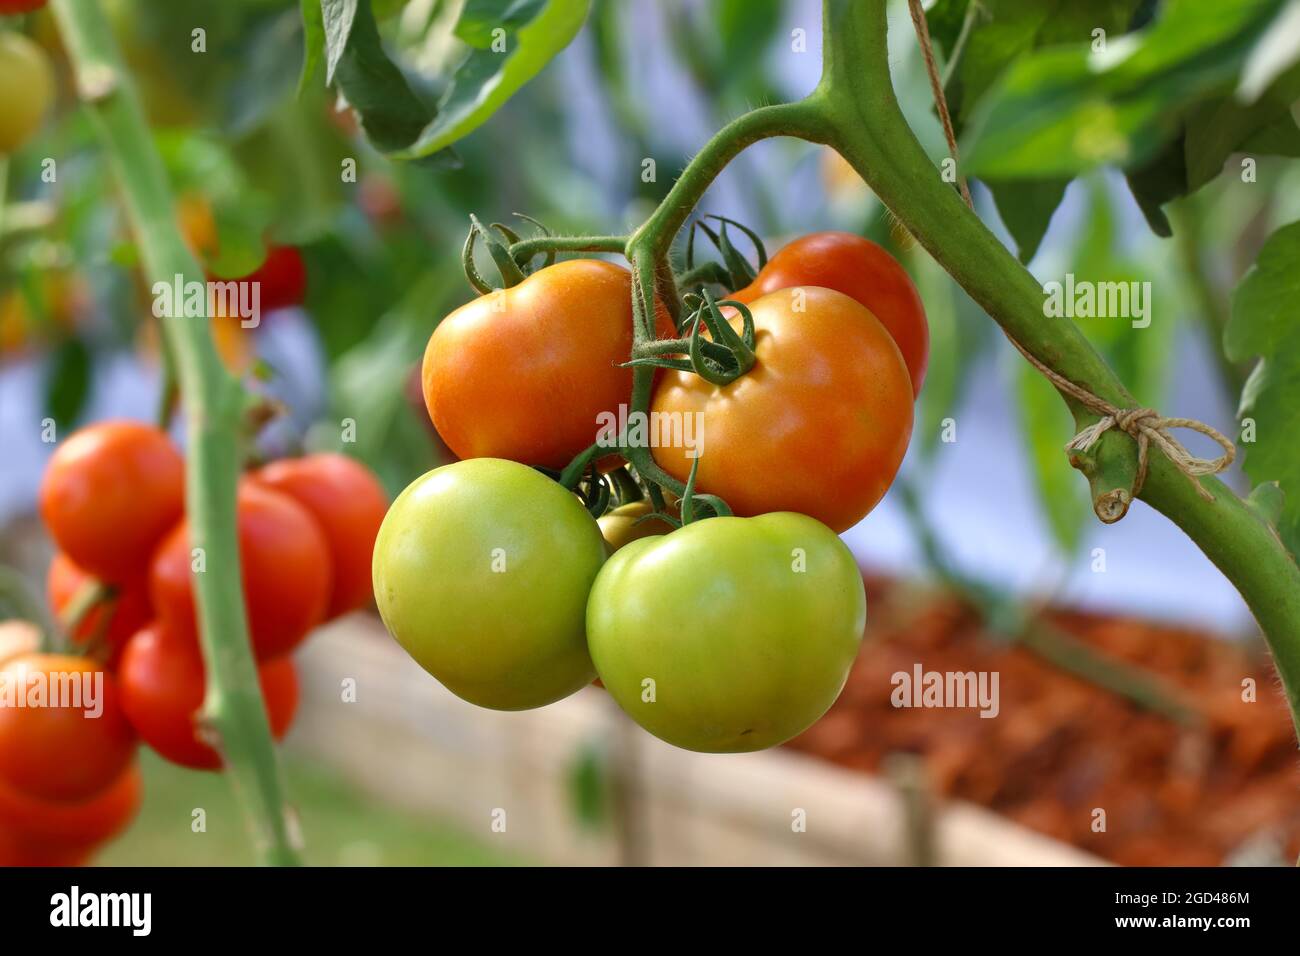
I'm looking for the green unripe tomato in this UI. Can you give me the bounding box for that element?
[0,31,54,155]
[373,458,605,711]
[587,512,866,752]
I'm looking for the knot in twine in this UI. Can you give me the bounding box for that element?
[1014,340,1236,508]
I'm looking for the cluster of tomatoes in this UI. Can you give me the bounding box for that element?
[374,230,925,753]
[0,421,387,864]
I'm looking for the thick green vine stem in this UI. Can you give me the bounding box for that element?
[51,0,301,865]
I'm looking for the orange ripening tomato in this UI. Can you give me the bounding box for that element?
[0,653,136,803]
[149,481,331,661]
[651,287,913,533]
[210,312,254,374]
[118,623,299,771]
[38,421,185,585]
[175,192,219,262]
[730,231,929,397]
[422,259,674,470]
[47,554,151,669]
[0,762,141,867]
[252,453,388,618]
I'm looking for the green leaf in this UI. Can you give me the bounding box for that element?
[1238,107,1300,154]
[962,0,1285,180]
[1124,132,1187,237]
[986,177,1069,262]
[454,0,548,47]
[225,11,305,137]
[395,0,590,158]
[1226,220,1300,557]
[299,0,326,96]
[44,338,92,429]
[1237,0,1300,100]
[1016,362,1088,555]
[206,196,274,278]
[1183,61,1300,190]
[926,1,1135,256]
[320,0,359,86]
[928,0,1144,139]
[566,741,610,831]
[911,251,981,462]
[1246,480,1285,525]
[1226,219,1299,360]
[329,0,444,157]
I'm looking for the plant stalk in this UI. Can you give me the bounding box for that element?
[51,0,301,865]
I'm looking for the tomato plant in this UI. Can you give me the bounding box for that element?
[149,481,331,661]
[373,457,605,710]
[651,287,914,533]
[39,421,185,585]
[22,0,1300,871]
[730,231,929,396]
[252,453,388,618]
[587,512,866,752]
[0,30,52,155]
[118,624,298,770]
[422,259,670,470]
[0,653,136,802]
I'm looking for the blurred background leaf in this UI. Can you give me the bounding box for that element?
[1226,219,1300,559]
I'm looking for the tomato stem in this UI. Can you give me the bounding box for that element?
[507,234,627,261]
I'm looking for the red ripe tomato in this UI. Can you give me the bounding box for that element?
[0,762,141,866]
[0,829,92,867]
[47,553,151,668]
[252,453,388,618]
[149,481,331,661]
[731,231,929,397]
[0,1,48,12]
[39,420,185,584]
[0,653,136,803]
[118,624,299,771]
[651,287,913,533]
[244,245,306,313]
[422,259,673,469]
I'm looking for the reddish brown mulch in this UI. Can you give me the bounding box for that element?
[785,576,1300,866]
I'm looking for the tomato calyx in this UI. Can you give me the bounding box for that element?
[462,214,528,293]
[462,212,609,294]
[462,211,635,295]
[681,214,767,293]
[54,577,116,660]
[623,289,756,386]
